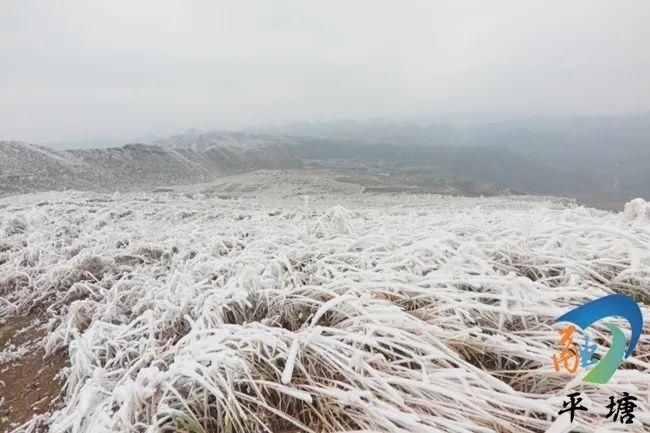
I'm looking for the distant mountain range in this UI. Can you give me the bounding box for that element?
[0,131,302,197]
[288,138,596,195]
[276,114,650,199]
[2,115,649,202]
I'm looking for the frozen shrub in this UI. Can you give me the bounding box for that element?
[3,217,27,236]
[326,205,354,234]
[624,198,650,222]
[213,238,244,256]
[74,256,111,281]
[54,225,82,243]
[114,254,145,266]
[0,274,29,296]
[66,299,98,332]
[134,246,167,261]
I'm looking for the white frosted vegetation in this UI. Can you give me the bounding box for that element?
[0,190,649,432]
[624,198,650,222]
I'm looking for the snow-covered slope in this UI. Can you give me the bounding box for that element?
[154,129,302,152]
[154,129,304,170]
[1,183,648,432]
[0,141,91,196]
[0,138,302,197]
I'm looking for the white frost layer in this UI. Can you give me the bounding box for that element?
[0,190,648,433]
[624,197,650,222]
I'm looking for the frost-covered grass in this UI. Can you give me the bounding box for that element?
[1,188,649,432]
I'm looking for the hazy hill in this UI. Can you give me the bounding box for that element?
[2,117,647,201]
[278,114,650,198]
[153,129,303,171]
[0,135,302,197]
[0,141,93,196]
[290,139,597,195]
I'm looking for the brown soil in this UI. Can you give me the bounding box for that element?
[0,311,67,432]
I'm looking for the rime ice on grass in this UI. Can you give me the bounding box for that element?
[1,188,648,433]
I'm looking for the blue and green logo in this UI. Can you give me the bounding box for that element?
[553,294,643,384]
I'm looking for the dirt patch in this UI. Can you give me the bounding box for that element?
[0,312,67,432]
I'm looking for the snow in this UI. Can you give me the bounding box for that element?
[153,129,304,153]
[624,198,650,222]
[0,183,649,432]
[0,140,302,198]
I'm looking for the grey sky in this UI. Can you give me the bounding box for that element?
[2,0,650,142]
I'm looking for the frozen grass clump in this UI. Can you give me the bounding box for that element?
[624,198,650,222]
[3,216,27,236]
[0,190,648,433]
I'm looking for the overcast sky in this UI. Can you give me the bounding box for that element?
[2,0,650,143]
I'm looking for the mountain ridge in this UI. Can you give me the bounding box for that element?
[2,122,647,201]
[0,134,302,197]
